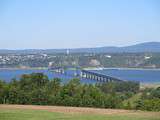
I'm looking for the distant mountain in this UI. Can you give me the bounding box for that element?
[66,42,160,53]
[0,42,160,54]
[121,42,160,53]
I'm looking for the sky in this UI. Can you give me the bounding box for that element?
[0,0,160,49]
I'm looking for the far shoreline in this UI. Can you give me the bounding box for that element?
[0,67,48,70]
[0,67,160,71]
[103,67,160,71]
[84,67,160,71]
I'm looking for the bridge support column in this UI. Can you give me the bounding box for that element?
[95,76,97,80]
[97,76,101,81]
[91,74,94,80]
[104,78,107,82]
[92,75,96,80]
[89,74,92,79]
[81,72,84,78]
[101,77,104,82]
[86,74,89,79]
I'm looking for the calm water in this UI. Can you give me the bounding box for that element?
[0,69,97,84]
[93,69,160,83]
[0,69,160,84]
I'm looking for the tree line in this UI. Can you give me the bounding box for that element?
[0,73,159,111]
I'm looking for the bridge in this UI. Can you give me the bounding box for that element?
[48,66,123,82]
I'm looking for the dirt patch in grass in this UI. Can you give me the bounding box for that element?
[0,104,159,116]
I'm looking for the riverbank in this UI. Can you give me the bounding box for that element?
[140,83,160,89]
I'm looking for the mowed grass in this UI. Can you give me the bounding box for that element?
[0,107,160,120]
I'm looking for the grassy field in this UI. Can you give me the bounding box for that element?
[0,105,160,120]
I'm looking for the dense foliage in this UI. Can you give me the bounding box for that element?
[0,73,159,111]
[135,87,160,111]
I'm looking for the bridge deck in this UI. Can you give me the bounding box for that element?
[49,66,124,82]
[81,70,123,82]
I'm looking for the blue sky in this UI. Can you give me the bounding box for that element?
[0,0,160,49]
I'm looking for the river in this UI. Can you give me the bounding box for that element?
[0,68,160,84]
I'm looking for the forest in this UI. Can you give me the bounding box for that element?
[0,73,160,111]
